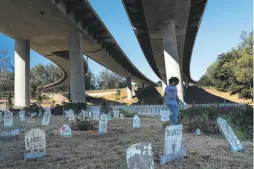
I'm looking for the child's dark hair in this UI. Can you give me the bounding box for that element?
[168,76,179,84]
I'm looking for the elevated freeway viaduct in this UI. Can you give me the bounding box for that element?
[0,0,155,107]
[122,0,207,101]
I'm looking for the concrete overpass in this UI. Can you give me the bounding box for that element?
[122,0,207,101]
[0,0,155,106]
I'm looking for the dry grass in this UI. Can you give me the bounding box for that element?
[203,87,253,104]
[0,116,252,169]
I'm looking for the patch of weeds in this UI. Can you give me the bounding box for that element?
[70,117,98,131]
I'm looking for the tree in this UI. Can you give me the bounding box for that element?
[198,31,253,99]
[85,69,96,90]
[97,69,126,89]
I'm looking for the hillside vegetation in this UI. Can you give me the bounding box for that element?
[198,31,253,99]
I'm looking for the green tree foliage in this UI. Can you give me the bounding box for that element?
[96,69,127,89]
[198,31,253,99]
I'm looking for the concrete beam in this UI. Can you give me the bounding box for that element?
[14,40,30,107]
[68,29,85,103]
[126,77,132,100]
[162,20,184,101]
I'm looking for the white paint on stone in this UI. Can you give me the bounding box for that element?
[19,111,25,121]
[164,124,183,155]
[98,114,108,135]
[41,113,51,126]
[60,125,72,137]
[126,142,155,169]
[4,111,13,127]
[217,117,244,152]
[67,109,75,121]
[133,115,140,129]
[160,111,170,121]
[24,128,46,159]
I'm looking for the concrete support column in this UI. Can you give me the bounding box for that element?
[126,77,132,100]
[162,20,184,101]
[68,29,85,103]
[185,79,189,88]
[14,40,30,107]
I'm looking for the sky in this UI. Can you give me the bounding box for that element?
[0,0,252,82]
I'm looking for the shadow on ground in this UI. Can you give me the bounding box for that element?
[185,86,234,104]
[133,85,164,105]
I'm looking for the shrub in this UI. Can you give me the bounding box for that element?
[239,88,252,99]
[179,106,253,140]
[70,117,98,131]
[9,108,21,116]
[118,108,137,118]
[64,102,86,113]
[51,104,63,115]
[100,101,112,114]
[22,103,44,116]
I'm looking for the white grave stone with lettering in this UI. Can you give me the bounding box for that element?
[60,125,72,137]
[160,124,186,164]
[217,117,244,152]
[41,113,51,126]
[68,109,75,121]
[133,115,140,129]
[126,142,155,169]
[160,111,170,121]
[93,111,100,121]
[19,111,25,121]
[4,111,13,127]
[98,114,108,135]
[24,128,46,159]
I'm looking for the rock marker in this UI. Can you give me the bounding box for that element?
[24,128,46,159]
[133,115,140,129]
[126,142,155,169]
[217,117,244,152]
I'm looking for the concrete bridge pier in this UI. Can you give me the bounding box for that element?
[14,40,30,107]
[126,77,132,100]
[68,29,85,103]
[162,20,184,101]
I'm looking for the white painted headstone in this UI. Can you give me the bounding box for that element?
[126,142,155,169]
[160,111,170,121]
[41,113,51,126]
[68,109,75,121]
[4,111,13,127]
[160,124,186,164]
[39,109,42,117]
[31,112,37,117]
[81,109,88,117]
[133,115,140,129]
[107,113,112,120]
[116,110,120,118]
[19,111,25,121]
[44,108,51,115]
[60,125,72,137]
[98,114,108,135]
[164,124,183,155]
[24,128,46,159]
[114,110,117,118]
[89,111,92,117]
[120,113,124,119]
[217,117,244,152]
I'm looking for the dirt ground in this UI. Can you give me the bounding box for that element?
[0,116,252,169]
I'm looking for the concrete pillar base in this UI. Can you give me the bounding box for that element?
[68,29,85,103]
